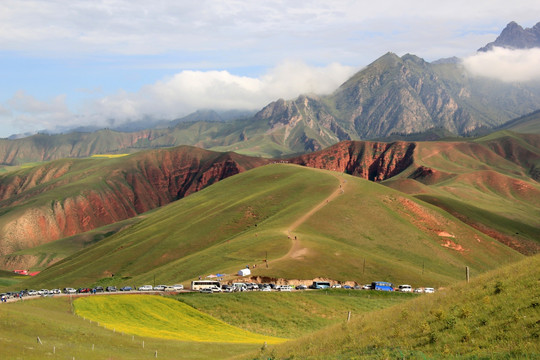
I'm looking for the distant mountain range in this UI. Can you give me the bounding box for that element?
[0,21,539,166]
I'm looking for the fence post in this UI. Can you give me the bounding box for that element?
[347,311,351,322]
[466,266,470,283]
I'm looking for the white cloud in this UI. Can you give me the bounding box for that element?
[2,61,357,134]
[2,0,540,62]
[462,47,540,82]
[86,61,357,124]
[2,91,74,133]
[7,91,70,115]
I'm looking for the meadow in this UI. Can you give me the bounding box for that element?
[175,289,416,338]
[246,254,540,359]
[0,289,414,359]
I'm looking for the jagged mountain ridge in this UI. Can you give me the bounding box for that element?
[479,21,540,51]
[257,53,540,146]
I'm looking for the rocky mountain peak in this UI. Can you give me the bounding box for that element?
[479,21,540,51]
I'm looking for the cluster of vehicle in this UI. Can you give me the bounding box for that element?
[193,280,436,294]
[0,284,186,302]
[396,284,435,293]
[137,284,184,291]
[1,280,435,302]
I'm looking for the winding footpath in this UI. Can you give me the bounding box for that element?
[272,171,347,264]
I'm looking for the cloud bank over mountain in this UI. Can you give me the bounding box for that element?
[1,61,357,134]
[463,47,540,82]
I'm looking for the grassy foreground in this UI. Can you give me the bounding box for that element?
[246,254,540,359]
[0,297,272,360]
[176,290,416,338]
[74,295,285,344]
[0,289,415,359]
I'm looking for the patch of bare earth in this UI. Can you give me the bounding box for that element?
[391,196,468,253]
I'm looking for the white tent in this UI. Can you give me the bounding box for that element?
[238,268,251,276]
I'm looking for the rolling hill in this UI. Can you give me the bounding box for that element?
[18,164,522,290]
[1,131,539,274]
[0,146,269,258]
[289,133,540,254]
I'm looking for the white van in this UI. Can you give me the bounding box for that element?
[138,285,153,291]
[398,284,412,292]
[278,285,292,292]
[232,283,247,291]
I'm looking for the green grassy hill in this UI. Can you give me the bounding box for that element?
[0,216,145,271]
[499,109,540,134]
[250,253,540,359]
[384,132,540,254]
[0,145,268,257]
[17,164,522,290]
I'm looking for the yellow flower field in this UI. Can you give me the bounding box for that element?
[74,295,286,344]
[91,154,130,158]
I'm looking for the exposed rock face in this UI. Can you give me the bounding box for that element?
[251,52,540,151]
[254,95,344,153]
[289,140,416,181]
[0,146,269,255]
[479,21,540,51]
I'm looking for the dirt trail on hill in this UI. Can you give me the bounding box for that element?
[271,172,346,263]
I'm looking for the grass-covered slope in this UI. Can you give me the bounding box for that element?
[19,164,522,290]
[0,290,413,359]
[0,216,144,271]
[0,296,260,360]
[175,290,416,338]
[499,109,540,134]
[250,253,540,359]
[0,145,268,257]
[384,132,540,253]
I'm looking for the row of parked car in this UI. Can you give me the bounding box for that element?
[0,284,187,301]
[136,284,184,291]
[1,281,435,302]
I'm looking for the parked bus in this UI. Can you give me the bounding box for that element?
[310,281,331,289]
[371,281,394,291]
[191,280,221,291]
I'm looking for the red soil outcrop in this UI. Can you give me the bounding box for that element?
[289,140,416,181]
[0,147,270,256]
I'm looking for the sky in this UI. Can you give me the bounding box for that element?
[1,0,540,138]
